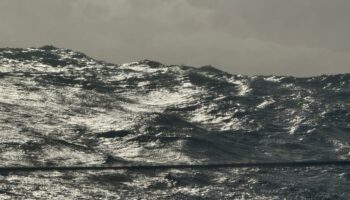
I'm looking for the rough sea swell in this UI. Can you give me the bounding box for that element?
[0,46,349,199]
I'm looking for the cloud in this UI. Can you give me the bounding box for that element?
[0,0,349,76]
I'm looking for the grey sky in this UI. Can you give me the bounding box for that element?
[0,0,349,76]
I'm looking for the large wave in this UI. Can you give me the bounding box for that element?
[0,46,349,199]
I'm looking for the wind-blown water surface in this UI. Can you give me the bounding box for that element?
[0,46,349,199]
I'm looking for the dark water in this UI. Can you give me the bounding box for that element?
[0,46,349,199]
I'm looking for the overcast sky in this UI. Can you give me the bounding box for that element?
[0,0,349,76]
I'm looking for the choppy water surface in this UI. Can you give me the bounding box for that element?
[0,46,349,199]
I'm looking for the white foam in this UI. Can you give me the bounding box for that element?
[182,82,193,88]
[264,76,283,82]
[137,81,150,87]
[289,116,304,134]
[190,104,244,131]
[119,62,168,73]
[136,87,200,106]
[227,78,251,96]
[257,98,275,109]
